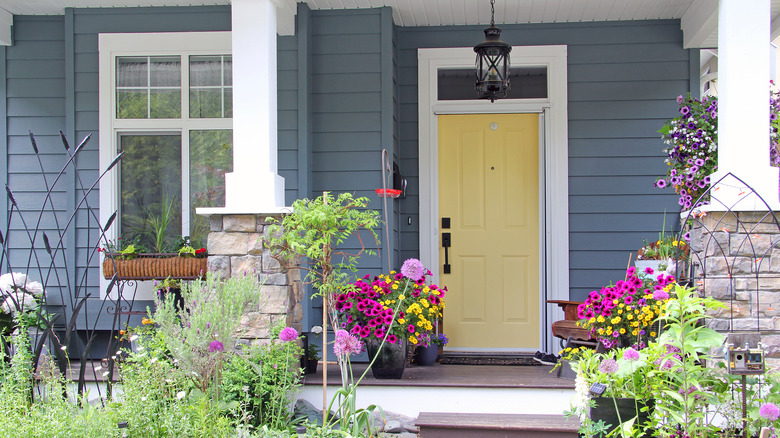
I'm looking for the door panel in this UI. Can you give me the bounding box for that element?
[439,113,540,350]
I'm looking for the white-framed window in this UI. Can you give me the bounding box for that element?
[99,32,233,253]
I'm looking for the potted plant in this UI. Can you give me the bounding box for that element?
[576,266,674,350]
[101,197,208,280]
[635,214,689,278]
[303,325,322,374]
[337,258,446,378]
[415,332,448,366]
[100,236,207,280]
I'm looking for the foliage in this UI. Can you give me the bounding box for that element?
[152,272,263,392]
[326,329,382,437]
[637,213,689,262]
[418,332,448,348]
[307,325,323,360]
[652,284,726,437]
[337,259,446,346]
[0,273,47,335]
[569,284,730,438]
[265,192,381,328]
[657,89,780,210]
[576,267,674,350]
[221,321,303,430]
[656,94,718,209]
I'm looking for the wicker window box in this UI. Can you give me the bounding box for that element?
[102,253,207,280]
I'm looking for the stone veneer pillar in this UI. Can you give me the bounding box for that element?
[205,213,303,344]
[689,211,780,360]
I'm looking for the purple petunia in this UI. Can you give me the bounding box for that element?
[656,179,668,188]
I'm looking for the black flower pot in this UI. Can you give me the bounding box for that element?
[365,338,407,379]
[414,344,439,366]
[304,357,318,374]
[589,397,654,438]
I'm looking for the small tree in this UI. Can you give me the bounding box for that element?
[265,192,380,417]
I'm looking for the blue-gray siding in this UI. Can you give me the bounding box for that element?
[3,6,300,331]
[2,8,697,333]
[395,20,691,300]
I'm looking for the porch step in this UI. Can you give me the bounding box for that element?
[416,412,580,438]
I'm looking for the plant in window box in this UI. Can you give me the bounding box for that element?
[101,234,207,280]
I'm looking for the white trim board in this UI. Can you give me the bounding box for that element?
[417,45,570,354]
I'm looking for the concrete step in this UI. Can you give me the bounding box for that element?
[416,412,580,438]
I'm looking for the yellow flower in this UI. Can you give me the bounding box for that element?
[611,317,621,325]
[399,295,405,300]
[142,317,154,325]
[632,329,638,336]
[392,284,399,290]
[650,331,657,337]
[619,328,626,334]
[597,315,606,323]
[626,314,633,320]
[409,336,417,344]
[589,317,596,324]
[398,319,406,324]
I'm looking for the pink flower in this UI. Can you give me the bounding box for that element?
[653,289,670,300]
[761,403,780,421]
[208,340,224,353]
[279,327,298,342]
[333,329,363,357]
[623,348,640,361]
[400,258,426,281]
[598,358,619,374]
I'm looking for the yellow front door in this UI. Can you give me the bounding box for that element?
[438,113,540,350]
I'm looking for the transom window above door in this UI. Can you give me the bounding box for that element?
[437,67,548,101]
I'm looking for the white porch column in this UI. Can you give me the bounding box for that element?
[710,0,778,210]
[216,0,286,213]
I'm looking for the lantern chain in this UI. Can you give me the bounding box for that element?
[490,0,495,26]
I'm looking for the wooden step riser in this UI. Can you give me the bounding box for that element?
[419,428,579,438]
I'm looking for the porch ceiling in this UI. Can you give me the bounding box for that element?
[1,0,780,48]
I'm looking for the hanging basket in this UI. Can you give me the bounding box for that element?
[102,253,207,280]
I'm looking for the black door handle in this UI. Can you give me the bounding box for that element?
[442,232,451,274]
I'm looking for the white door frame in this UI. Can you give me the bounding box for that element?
[417,45,569,353]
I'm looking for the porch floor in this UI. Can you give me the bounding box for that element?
[303,362,574,389]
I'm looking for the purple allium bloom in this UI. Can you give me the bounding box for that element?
[401,258,426,281]
[209,340,224,353]
[623,347,640,361]
[333,329,363,357]
[760,403,780,421]
[279,326,298,342]
[599,358,619,374]
[653,289,670,300]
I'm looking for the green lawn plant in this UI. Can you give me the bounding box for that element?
[222,321,304,431]
[653,284,726,437]
[152,272,263,394]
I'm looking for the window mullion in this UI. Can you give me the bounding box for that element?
[182,131,191,239]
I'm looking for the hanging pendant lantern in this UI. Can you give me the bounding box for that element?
[474,0,511,102]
